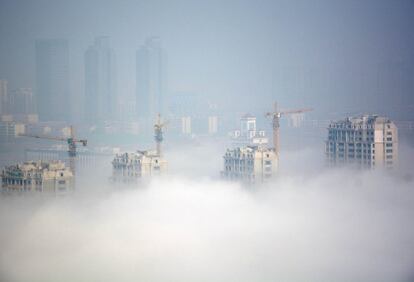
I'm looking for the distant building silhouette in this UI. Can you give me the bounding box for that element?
[35,39,70,121]
[136,37,166,125]
[84,36,117,123]
[0,80,7,114]
[9,88,35,115]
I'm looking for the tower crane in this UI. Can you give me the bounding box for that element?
[19,126,87,175]
[265,102,312,157]
[154,114,167,157]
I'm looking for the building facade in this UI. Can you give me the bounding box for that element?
[326,115,398,169]
[1,160,73,195]
[112,150,167,183]
[230,114,268,146]
[85,36,117,123]
[222,146,278,184]
[0,122,25,143]
[0,80,7,114]
[35,39,70,122]
[136,37,166,124]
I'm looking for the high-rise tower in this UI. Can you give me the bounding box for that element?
[35,39,70,121]
[136,37,166,125]
[84,36,117,123]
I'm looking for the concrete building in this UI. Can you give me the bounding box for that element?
[230,114,268,146]
[208,116,218,135]
[0,80,7,114]
[181,116,191,135]
[326,115,398,169]
[136,37,166,127]
[35,39,70,121]
[222,146,278,184]
[1,160,73,195]
[85,36,117,123]
[112,150,167,183]
[9,88,35,115]
[0,122,25,143]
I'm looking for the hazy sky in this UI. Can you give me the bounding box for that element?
[0,0,413,117]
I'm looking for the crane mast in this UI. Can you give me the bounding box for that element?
[154,114,166,157]
[19,125,87,177]
[266,102,313,157]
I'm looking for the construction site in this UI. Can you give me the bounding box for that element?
[221,102,312,183]
[0,100,406,191]
[111,115,168,183]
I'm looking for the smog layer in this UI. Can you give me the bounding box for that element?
[1,144,413,282]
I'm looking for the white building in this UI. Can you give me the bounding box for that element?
[112,150,167,183]
[208,116,218,135]
[181,116,191,135]
[230,114,268,146]
[326,115,398,169]
[1,160,74,195]
[222,146,278,184]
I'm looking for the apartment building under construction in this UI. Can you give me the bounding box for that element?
[1,160,74,194]
[112,150,167,183]
[221,145,278,183]
[326,115,398,169]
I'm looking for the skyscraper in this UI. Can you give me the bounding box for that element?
[84,36,117,123]
[136,37,166,124]
[35,39,70,121]
[0,80,7,114]
[9,88,35,115]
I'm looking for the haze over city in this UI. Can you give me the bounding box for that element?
[0,0,414,281]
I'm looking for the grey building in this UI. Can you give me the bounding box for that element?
[326,115,398,169]
[136,37,167,124]
[35,39,70,121]
[85,36,117,123]
[9,88,35,115]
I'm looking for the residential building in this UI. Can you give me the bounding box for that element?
[85,36,117,123]
[230,114,268,146]
[222,146,278,184]
[35,39,70,121]
[112,150,167,183]
[1,160,73,195]
[9,88,35,115]
[326,115,398,169]
[0,122,25,143]
[181,116,191,135]
[208,116,218,135]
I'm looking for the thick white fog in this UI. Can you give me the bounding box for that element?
[1,143,414,282]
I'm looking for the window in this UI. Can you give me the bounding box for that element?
[265,160,272,165]
[58,180,66,184]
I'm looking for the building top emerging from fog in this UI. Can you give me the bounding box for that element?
[222,145,277,184]
[1,160,73,195]
[326,115,398,169]
[112,150,167,183]
[229,114,268,147]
